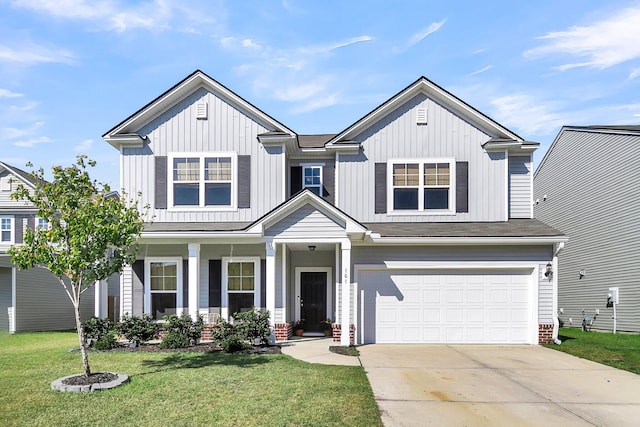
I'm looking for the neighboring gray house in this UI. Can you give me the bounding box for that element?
[0,161,107,332]
[103,70,566,345]
[534,126,640,333]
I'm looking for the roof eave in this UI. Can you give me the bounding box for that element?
[103,134,146,149]
[367,236,568,245]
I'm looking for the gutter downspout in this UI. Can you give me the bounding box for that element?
[552,242,565,345]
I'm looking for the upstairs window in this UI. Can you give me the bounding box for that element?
[302,165,322,196]
[36,217,51,231]
[170,153,235,208]
[389,159,454,213]
[0,216,13,243]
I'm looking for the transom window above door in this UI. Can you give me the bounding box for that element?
[170,153,235,208]
[389,159,454,213]
[302,165,322,196]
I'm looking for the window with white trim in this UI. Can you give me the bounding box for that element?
[389,159,454,212]
[36,217,50,231]
[302,165,322,196]
[145,259,183,321]
[170,153,235,208]
[0,216,13,243]
[223,257,260,318]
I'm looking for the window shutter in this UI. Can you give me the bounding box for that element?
[260,259,266,309]
[374,163,387,214]
[132,260,145,316]
[14,216,22,244]
[322,164,335,204]
[183,260,189,312]
[155,156,167,209]
[238,155,251,208]
[290,166,302,196]
[27,216,35,231]
[209,260,222,308]
[456,161,469,213]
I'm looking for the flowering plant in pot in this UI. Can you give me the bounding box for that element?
[320,318,332,336]
[293,319,305,336]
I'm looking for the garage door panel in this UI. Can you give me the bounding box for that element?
[360,269,532,344]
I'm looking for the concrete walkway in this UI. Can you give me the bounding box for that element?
[279,336,361,366]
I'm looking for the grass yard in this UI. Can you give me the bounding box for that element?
[0,331,381,427]
[544,327,640,375]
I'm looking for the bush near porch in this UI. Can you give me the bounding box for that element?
[0,331,381,426]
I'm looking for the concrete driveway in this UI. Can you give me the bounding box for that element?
[358,345,640,427]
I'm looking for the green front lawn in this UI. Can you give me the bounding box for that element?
[544,327,640,375]
[0,331,381,426]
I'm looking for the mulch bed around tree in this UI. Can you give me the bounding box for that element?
[62,372,118,386]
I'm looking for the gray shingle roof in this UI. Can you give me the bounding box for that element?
[297,134,336,148]
[143,222,251,232]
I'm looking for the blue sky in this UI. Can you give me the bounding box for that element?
[1,0,640,187]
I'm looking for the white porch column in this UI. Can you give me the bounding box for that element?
[188,243,200,320]
[9,266,16,333]
[94,279,108,319]
[340,239,351,346]
[265,239,276,325]
[121,264,133,317]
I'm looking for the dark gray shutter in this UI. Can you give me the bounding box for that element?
[14,216,23,244]
[290,166,302,196]
[238,155,251,208]
[209,260,221,308]
[155,156,167,209]
[132,260,145,316]
[27,216,35,232]
[374,163,387,214]
[183,260,189,313]
[260,259,266,310]
[322,164,335,204]
[456,161,469,213]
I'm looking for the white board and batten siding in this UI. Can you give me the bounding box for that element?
[0,267,10,330]
[508,155,533,218]
[336,93,508,222]
[122,87,285,223]
[534,129,640,332]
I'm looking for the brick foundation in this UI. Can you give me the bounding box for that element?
[331,323,355,345]
[538,323,554,344]
[274,323,293,342]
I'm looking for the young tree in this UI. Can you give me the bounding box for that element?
[9,156,146,377]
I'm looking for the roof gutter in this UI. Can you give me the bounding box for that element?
[366,236,568,246]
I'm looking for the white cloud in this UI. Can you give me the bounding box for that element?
[13,136,51,147]
[74,139,94,152]
[489,93,567,136]
[0,89,23,98]
[10,0,111,19]
[525,7,640,70]
[467,65,492,77]
[407,19,446,48]
[629,69,640,80]
[0,44,74,65]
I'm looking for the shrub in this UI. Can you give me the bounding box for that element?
[233,309,271,345]
[158,313,204,349]
[82,317,117,349]
[116,313,159,346]
[210,318,236,345]
[220,334,250,352]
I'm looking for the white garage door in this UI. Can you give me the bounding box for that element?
[358,270,533,344]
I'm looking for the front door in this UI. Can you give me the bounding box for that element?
[300,271,327,332]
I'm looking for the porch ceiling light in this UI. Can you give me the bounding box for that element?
[308,245,316,251]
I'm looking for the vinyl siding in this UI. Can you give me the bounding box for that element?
[538,263,553,324]
[336,93,507,222]
[122,87,285,223]
[0,267,10,330]
[534,129,640,332]
[509,155,532,218]
[265,204,346,238]
[0,171,28,208]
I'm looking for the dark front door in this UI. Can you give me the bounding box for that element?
[300,271,327,332]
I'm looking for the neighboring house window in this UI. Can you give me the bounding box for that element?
[145,258,183,321]
[389,159,454,212]
[36,217,50,231]
[222,257,260,319]
[0,216,13,243]
[170,153,235,208]
[302,165,322,196]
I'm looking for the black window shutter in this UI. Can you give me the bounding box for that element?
[155,156,167,209]
[209,260,222,308]
[238,155,251,208]
[322,164,335,204]
[183,260,189,312]
[132,260,145,316]
[260,259,266,309]
[13,216,22,244]
[456,161,469,213]
[26,216,35,232]
[290,166,302,196]
[374,163,387,214]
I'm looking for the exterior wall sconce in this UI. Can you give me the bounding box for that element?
[579,269,586,279]
[308,245,316,251]
[544,262,553,281]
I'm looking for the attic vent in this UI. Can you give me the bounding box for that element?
[416,108,427,125]
[0,177,10,191]
[196,102,208,120]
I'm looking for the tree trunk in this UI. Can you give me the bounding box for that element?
[73,300,91,377]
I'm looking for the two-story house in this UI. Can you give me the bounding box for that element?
[0,161,107,332]
[103,70,566,345]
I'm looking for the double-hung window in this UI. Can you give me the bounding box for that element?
[145,258,183,321]
[36,217,50,231]
[171,153,235,208]
[389,159,454,212]
[222,257,260,319]
[0,216,13,243]
[302,165,322,196]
